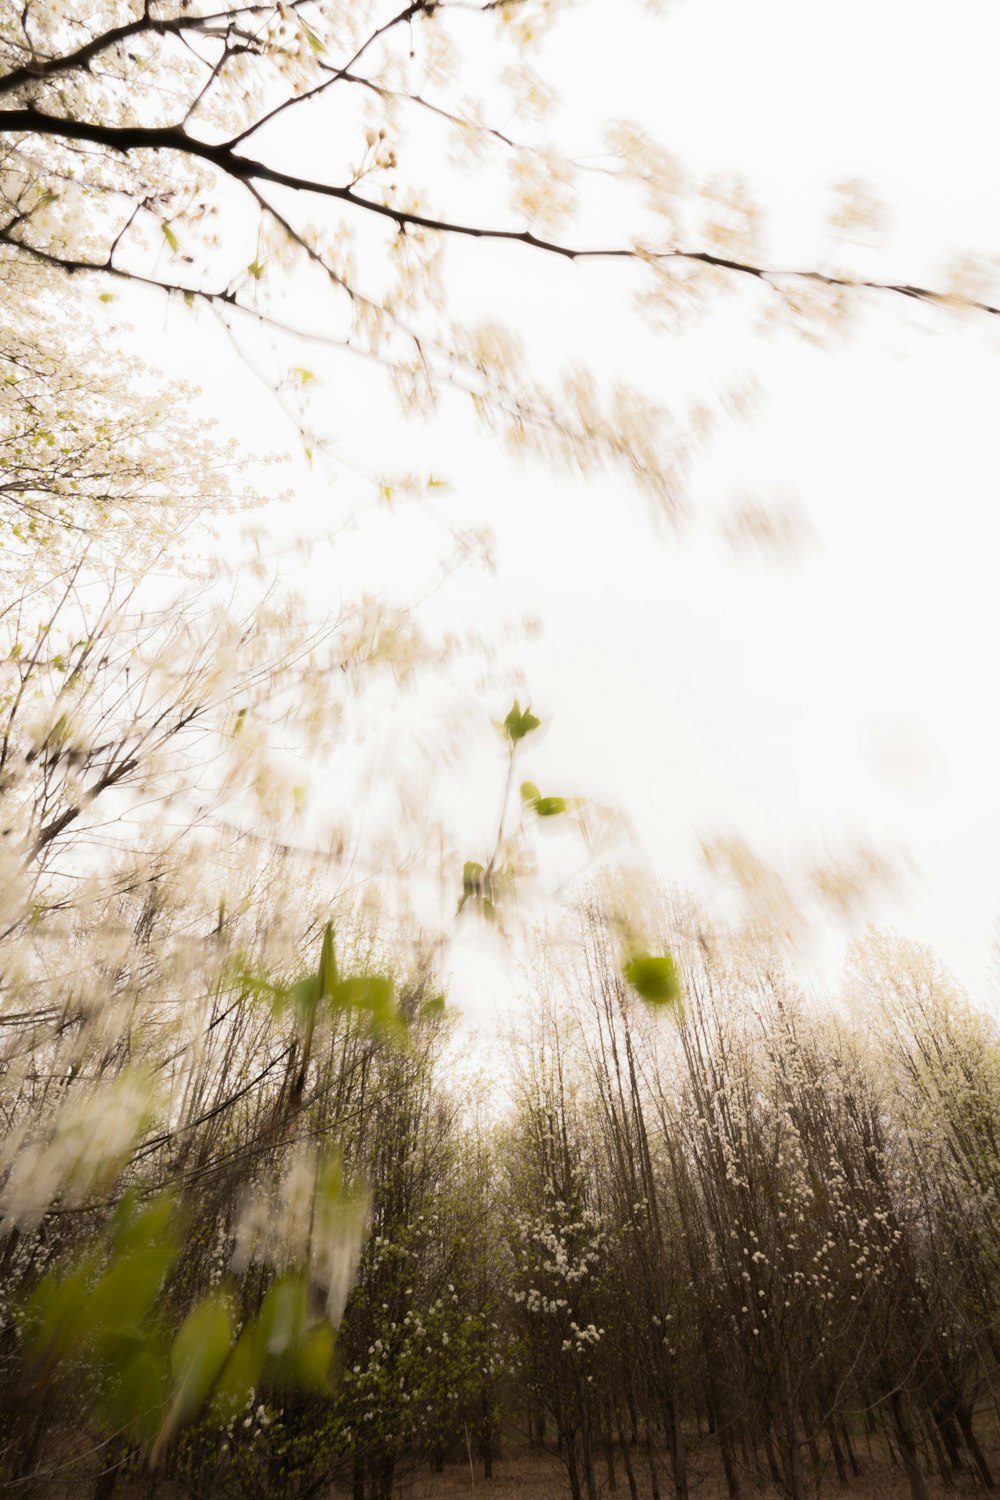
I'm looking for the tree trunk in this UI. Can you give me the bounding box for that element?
[826,1419,849,1487]
[665,1396,689,1500]
[92,1461,120,1500]
[890,1392,930,1500]
[925,1416,953,1487]
[581,1408,599,1500]
[806,1429,823,1492]
[603,1402,618,1492]
[615,1406,640,1500]
[718,1421,742,1500]
[956,1403,994,1489]
[933,1403,963,1475]
[648,1437,662,1500]
[841,1418,862,1478]
[564,1430,583,1500]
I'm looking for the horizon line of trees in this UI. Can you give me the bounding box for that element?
[5,896,1000,1500]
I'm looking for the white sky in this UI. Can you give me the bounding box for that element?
[110,0,1000,1020]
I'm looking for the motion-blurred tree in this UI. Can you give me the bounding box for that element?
[5,1,996,517]
[6,3,1000,1491]
[0,262,459,1482]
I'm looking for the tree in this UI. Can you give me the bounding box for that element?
[7,6,1000,1494]
[0,260,471,1485]
[5,1,996,517]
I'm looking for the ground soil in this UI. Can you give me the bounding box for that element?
[18,1436,1000,1500]
[328,1442,1000,1500]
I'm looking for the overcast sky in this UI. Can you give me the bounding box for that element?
[128,0,1000,1020]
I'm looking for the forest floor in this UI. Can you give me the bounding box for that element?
[22,1437,999,1500]
[329,1445,996,1500]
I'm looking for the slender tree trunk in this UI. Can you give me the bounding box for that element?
[781,1433,805,1500]
[738,1428,755,1487]
[718,1419,742,1500]
[776,1359,804,1500]
[763,1432,782,1488]
[890,1392,930,1500]
[648,1437,662,1500]
[925,1417,953,1487]
[564,1431,583,1500]
[581,1401,599,1500]
[956,1403,994,1488]
[839,1418,862,1478]
[933,1403,963,1474]
[615,1406,640,1500]
[665,1396,689,1500]
[826,1419,849,1487]
[806,1429,823,1495]
[9,1408,45,1484]
[91,1461,120,1500]
[379,1453,395,1500]
[530,1403,547,1450]
[603,1402,618,1492]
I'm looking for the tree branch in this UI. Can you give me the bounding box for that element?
[4,104,998,321]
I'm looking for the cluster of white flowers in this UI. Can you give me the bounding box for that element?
[0,1068,154,1232]
[560,1320,603,1355]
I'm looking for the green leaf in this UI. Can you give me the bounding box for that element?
[167,1295,232,1428]
[98,292,115,303]
[293,366,315,385]
[258,1275,308,1359]
[247,258,266,280]
[289,973,320,1025]
[503,700,541,744]
[22,1261,96,1366]
[161,221,179,253]
[625,954,680,1006]
[289,1323,334,1394]
[534,796,567,817]
[87,1245,174,1335]
[208,1326,266,1424]
[317,921,337,1001]
[314,1152,345,1211]
[100,1344,168,1444]
[110,1190,177,1257]
[458,860,488,915]
[520,781,541,803]
[238,970,289,1018]
[257,1276,334,1394]
[330,975,397,1032]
